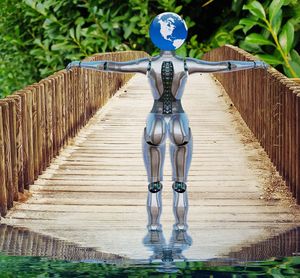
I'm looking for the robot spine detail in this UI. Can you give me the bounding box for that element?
[159,61,176,114]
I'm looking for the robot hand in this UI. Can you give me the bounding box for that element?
[254,61,269,70]
[66,61,80,71]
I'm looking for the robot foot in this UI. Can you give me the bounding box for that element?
[171,226,192,247]
[147,223,162,231]
[143,229,166,246]
[173,223,189,231]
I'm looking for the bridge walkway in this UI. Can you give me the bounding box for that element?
[3,73,300,260]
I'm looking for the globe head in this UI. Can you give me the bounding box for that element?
[149,12,188,51]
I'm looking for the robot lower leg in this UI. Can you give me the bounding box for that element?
[169,127,192,231]
[173,186,189,231]
[147,183,163,231]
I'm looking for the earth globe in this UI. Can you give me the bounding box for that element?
[149,12,188,51]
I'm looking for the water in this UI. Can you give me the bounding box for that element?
[0,253,300,277]
[1,224,300,276]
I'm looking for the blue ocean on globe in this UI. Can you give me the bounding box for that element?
[149,12,188,51]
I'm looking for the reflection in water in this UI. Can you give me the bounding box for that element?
[0,224,124,262]
[146,188,189,231]
[227,226,300,262]
[144,190,192,272]
[143,227,192,273]
[0,220,300,265]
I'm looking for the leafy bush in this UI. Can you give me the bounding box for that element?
[0,0,39,97]
[1,253,300,277]
[238,0,300,77]
[0,0,299,98]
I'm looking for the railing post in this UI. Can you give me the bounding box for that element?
[4,98,18,201]
[14,92,27,191]
[28,86,39,180]
[0,106,7,216]
[0,101,13,209]
[25,89,34,187]
[296,92,300,202]
[6,95,23,194]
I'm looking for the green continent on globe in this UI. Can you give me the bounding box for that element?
[149,12,188,51]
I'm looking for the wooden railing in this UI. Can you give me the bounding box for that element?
[0,51,147,217]
[1,46,299,216]
[226,226,300,262]
[204,45,300,203]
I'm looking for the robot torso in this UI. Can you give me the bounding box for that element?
[147,51,188,114]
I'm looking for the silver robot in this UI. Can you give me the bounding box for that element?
[67,12,268,232]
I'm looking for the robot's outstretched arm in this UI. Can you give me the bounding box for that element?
[185,57,268,74]
[66,57,150,74]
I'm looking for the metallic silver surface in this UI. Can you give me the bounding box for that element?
[173,190,189,231]
[67,50,267,194]
[142,113,167,183]
[143,221,192,266]
[147,191,162,231]
[67,50,267,230]
[185,58,269,74]
[67,58,149,74]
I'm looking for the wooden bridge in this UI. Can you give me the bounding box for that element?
[0,45,300,261]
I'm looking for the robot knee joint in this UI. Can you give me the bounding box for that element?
[148,182,163,193]
[172,182,187,193]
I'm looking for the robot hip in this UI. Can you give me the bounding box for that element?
[144,112,191,145]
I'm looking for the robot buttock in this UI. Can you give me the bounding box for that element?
[144,115,167,146]
[169,118,191,146]
[144,127,166,146]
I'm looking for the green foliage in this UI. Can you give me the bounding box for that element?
[0,0,207,97]
[0,0,39,98]
[239,0,300,77]
[0,0,153,97]
[1,254,300,277]
[1,0,299,97]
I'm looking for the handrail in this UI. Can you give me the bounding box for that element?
[204,45,300,203]
[1,46,299,217]
[0,51,147,217]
